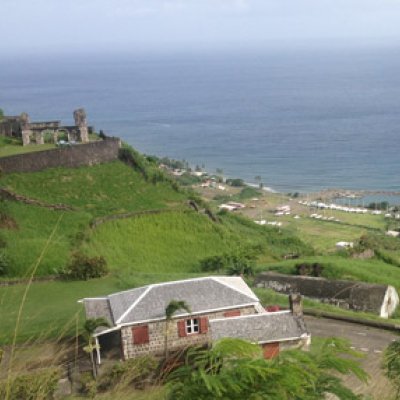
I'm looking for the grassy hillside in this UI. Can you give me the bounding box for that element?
[0,142,398,347]
[0,203,91,276]
[0,161,184,217]
[0,160,187,276]
[82,211,314,274]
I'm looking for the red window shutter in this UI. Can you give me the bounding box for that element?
[177,320,187,337]
[266,305,280,313]
[262,342,280,359]
[132,325,149,345]
[223,310,241,318]
[200,317,209,334]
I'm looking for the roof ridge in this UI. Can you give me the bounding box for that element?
[108,276,213,298]
[116,285,153,324]
[211,276,259,301]
[211,310,291,323]
[108,285,149,298]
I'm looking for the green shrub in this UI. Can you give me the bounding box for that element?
[62,252,108,280]
[227,257,255,277]
[119,144,180,191]
[237,187,261,200]
[98,356,157,391]
[226,178,245,187]
[0,367,60,400]
[80,372,97,398]
[175,173,201,186]
[199,255,229,272]
[118,146,148,177]
[0,251,10,276]
[295,262,324,277]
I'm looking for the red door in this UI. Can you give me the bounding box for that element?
[262,342,280,359]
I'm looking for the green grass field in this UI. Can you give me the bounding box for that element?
[0,161,185,217]
[82,211,313,274]
[0,161,188,276]
[0,136,56,157]
[275,209,387,253]
[0,203,91,276]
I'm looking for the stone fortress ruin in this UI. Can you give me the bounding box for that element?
[0,108,91,146]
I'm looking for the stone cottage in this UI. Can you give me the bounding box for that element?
[80,276,310,364]
[255,272,399,318]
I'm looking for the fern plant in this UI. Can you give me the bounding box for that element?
[166,337,367,400]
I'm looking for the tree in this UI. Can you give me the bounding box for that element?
[82,318,110,379]
[383,339,400,399]
[226,247,257,277]
[226,178,245,187]
[0,108,4,122]
[164,300,191,358]
[166,337,367,399]
[199,255,228,272]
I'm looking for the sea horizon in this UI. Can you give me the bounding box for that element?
[1,45,400,196]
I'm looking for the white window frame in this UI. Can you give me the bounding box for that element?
[186,318,200,335]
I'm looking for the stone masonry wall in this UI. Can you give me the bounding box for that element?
[0,138,121,174]
[121,306,256,359]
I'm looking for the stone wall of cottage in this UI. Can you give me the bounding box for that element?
[121,306,256,359]
[279,336,311,352]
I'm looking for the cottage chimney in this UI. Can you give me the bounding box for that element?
[289,293,303,316]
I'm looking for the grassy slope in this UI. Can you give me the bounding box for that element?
[0,145,398,345]
[0,161,186,276]
[1,203,91,276]
[82,211,313,274]
[0,161,184,217]
[83,211,237,273]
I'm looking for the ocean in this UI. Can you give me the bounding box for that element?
[1,46,400,194]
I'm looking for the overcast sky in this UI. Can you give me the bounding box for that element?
[2,0,400,54]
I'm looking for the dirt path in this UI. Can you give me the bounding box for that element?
[306,316,399,399]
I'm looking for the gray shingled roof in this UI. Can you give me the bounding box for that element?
[82,277,260,327]
[108,286,148,323]
[210,311,309,344]
[83,298,114,326]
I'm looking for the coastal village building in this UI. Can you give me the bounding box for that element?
[0,108,91,145]
[80,276,310,363]
[255,272,399,318]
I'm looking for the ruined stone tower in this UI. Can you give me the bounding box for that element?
[73,108,89,143]
[20,112,32,146]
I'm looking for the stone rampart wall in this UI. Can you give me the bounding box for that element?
[0,138,121,174]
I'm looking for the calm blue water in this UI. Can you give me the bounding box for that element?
[1,47,400,193]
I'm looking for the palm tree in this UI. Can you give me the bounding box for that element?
[82,317,110,379]
[255,175,263,189]
[384,339,400,399]
[164,300,191,359]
